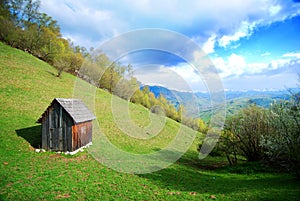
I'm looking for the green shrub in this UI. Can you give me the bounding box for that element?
[261,95,300,177]
[224,105,272,162]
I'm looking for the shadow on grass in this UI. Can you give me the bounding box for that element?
[138,155,300,200]
[16,125,42,148]
[47,70,57,77]
[177,151,230,170]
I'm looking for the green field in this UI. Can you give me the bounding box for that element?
[1,42,299,200]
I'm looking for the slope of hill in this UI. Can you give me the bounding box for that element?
[1,42,299,200]
[0,42,205,200]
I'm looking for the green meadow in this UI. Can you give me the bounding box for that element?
[1,42,299,200]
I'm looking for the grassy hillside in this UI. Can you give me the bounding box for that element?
[1,42,300,200]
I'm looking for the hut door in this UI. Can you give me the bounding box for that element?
[48,110,54,150]
[49,128,53,149]
[49,128,62,150]
[58,127,63,150]
[49,106,63,151]
[58,107,63,150]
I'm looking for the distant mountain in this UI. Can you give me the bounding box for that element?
[143,85,296,121]
[141,85,204,114]
[223,89,290,101]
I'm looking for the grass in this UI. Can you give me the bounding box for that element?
[0,42,300,200]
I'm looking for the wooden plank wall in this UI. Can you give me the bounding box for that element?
[72,122,92,151]
[41,102,93,152]
[41,103,74,152]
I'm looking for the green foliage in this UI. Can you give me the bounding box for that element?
[212,129,240,164]
[212,88,300,176]
[0,0,85,77]
[261,95,300,177]
[221,105,272,162]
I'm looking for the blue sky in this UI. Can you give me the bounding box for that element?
[40,0,300,91]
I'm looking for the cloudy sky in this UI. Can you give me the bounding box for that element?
[40,0,300,91]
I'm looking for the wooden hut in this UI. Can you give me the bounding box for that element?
[37,98,96,152]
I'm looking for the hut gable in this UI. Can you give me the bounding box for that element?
[37,98,96,124]
[37,98,96,152]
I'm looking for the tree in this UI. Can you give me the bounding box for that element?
[224,105,271,161]
[0,0,71,65]
[99,62,122,93]
[197,118,208,134]
[37,27,61,62]
[0,0,21,46]
[131,89,143,104]
[141,91,151,109]
[5,0,24,25]
[0,0,11,19]
[148,92,157,107]
[22,0,40,24]
[0,15,20,46]
[78,59,102,86]
[201,128,240,164]
[260,75,300,176]
[54,50,84,78]
[113,77,139,101]
[261,95,300,176]
[165,103,178,120]
[5,0,40,27]
[18,23,40,54]
[53,53,71,78]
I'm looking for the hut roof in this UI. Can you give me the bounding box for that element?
[37,98,96,124]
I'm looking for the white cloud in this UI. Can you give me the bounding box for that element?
[133,63,206,91]
[270,58,300,70]
[269,5,282,16]
[269,59,290,70]
[213,54,247,77]
[268,52,300,70]
[247,62,269,74]
[202,34,216,54]
[282,52,300,59]
[261,52,271,57]
[223,72,298,91]
[218,21,258,48]
[39,0,300,91]
[212,52,300,78]
[133,65,191,91]
[40,0,300,49]
[228,54,246,69]
[40,0,128,47]
[131,51,299,91]
[169,63,202,84]
[200,1,300,52]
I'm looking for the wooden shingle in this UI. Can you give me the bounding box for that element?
[37,98,96,124]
